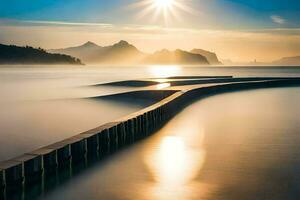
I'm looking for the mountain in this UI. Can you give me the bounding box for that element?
[96,40,145,64]
[191,49,222,65]
[50,41,101,63]
[0,44,82,65]
[272,56,300,66]
[51,41,211,65]
[143,49,209,65]
[50,40,145,64]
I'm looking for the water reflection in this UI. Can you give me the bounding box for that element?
[153,136,187,184]
[144,113,207,200]
[5,87,300,200]
[154,78,170,83]
[148,65,182,78]
[156,83,171,90]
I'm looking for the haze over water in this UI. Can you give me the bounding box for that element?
[1,65,300,200]
[33,85,300,200]
[2,0,300,199]
[1,65,300,161]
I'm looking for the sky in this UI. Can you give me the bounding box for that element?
[0,0,300,62]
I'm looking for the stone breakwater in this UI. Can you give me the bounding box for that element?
[1,77,300,198]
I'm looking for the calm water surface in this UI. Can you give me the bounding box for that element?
[28,87,300,200]
[0,65,300,159]
[1,66,300,199]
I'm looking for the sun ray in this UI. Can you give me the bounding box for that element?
[154,0,172,8]
[172,1,198,15]
[129,0,196,26]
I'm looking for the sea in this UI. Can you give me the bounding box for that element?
[1,65,300,200]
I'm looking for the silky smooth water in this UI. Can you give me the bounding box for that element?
[1,66,300,160]
[33,87,300,200]
[1,66,300,199]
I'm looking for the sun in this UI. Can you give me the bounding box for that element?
[128,0,195,25]
[154,0,174,9]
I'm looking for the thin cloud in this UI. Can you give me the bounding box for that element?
[0,19,113,28]
[28,20,112,27]
[271,15,286,24]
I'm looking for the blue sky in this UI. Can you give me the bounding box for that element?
[1,0,299,28]
[0,0,300,62]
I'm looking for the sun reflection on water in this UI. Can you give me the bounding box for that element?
[145,133,206,199]
[156,82,171,90]
[157,136,187,184]
[154,78,170,83]
[148,65,182,78]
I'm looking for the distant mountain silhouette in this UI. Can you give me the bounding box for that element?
[50,40,144,64]
[191,49,222,65]
[51,41,210,65]
[143,49,209,65]
[0,44,82,65]
[272,56,300,66]
[49,41,102,64]
[220,56,300,66]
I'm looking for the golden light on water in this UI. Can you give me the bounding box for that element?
[154,78,170,83]
[155,136,188,185]
[144,114,207,199]
[156,83,171,89]
[145,135,207,199]
[148,65,181,78]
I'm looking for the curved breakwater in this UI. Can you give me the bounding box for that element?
[1,77,300,198]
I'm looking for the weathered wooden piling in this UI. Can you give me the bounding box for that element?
[108,126,118,152]
[0,169,5,190]
[116,123,125,148]
[128,119,135,144]
[80,133,99,156]
[136,115,142,140]
[95,122,118,156]
[147,112,151,134]
[13,154,43,184]
[68,135,87,163]
[142,113,147,137]
[132,117,138,141]
[0,160,23,188]
[125,120,132,144]
[98,129,110,155]
[47,142,71,168]
[28,148,57,174]
[151,110,156,130]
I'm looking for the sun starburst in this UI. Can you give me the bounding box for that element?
[154,0,174,9]
[128,0,196,26]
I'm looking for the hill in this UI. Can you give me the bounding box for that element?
[272,56,300,66]
[191,49,222,65]
[0,44,82,65]
[51,41,210,65]
[50,40,145,64]
[143,49,209,65]
[50,41,101,63]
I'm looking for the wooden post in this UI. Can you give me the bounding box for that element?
[0,160,24,189]
[13,154,43,185]
[80,133,99,157]
[47,142,71,168]
[28,148,57,175]
[98,129,110,156]
[68,136,87,163]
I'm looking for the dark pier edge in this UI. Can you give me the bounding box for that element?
[1,77,300,199]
